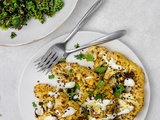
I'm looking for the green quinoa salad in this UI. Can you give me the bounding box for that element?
[0,0,64,30]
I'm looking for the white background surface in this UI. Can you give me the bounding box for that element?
[0,0,159,119]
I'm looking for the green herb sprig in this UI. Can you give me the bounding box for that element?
[48,74,55,79]
[94,92,105,100]
[66,83,80,100]
[113,84,125,97]
[87,80,106,94]
[94,66,107,74]
[74,52,94,61]
[60,58,66,62]
[82,107,89,116]
[32,102,37,108]
[74,43,80,48]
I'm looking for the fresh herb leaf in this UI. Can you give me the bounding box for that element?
[48,74,55,79]
[87,80,106,95]
[82,107,89,116]
[70,89,75,98]
[115,76,119,82]
[66,88,75,98]
[74,53,94,61]
[94,93,104,100]
[113,84,125,97]
[60,58,66,62]
[74,52,85,60]
[12,16,21,29]
[74,43,80,48]
[75,83,80,90]
[87,90,94,94]
[66,83,80,99]
[84,54,94,61]
[10,32,17,39]
[117,84,125,91]
[114,90,121,98]
[94,66,107,74]
[96,80,106,89]
[32,102,37,108]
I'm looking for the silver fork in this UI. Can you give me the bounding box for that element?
[35,30,127,74]
[35,0,103,72]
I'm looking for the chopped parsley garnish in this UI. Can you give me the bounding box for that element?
[115,76,119,82]
[60,58,66,62]
[12,16,21,29]
[94,66,107,74]
[75,83,80,90]
[32,102,37,108]
[113,84,125,97]
[84,54,94,61]
[48,74,55,79]
[66,83,80,100]
[10,32,17,39]
[74,52,85,60]
[0,0,64,30]
[95,93,103,100]
[94,92,105,100]
[82,107,89,116]
[74,52,94,61]
[87,80,106,94]
[87,90,94,94]
[74,43,80,48]
[67,88,75,98]
[97,80,106,88]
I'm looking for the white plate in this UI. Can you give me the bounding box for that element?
[18,31,150,120]
[0,0,78,46]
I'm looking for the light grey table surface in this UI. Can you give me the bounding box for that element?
[0,0,159,120]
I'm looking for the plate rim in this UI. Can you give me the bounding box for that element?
[0,0,79,47]
[18,31,150,120]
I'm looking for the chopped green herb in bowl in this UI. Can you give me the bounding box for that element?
[10,32,17,39]
[0,0,64,30]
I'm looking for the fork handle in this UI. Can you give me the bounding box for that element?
[63,0,103,44]
[65,30,127,55]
